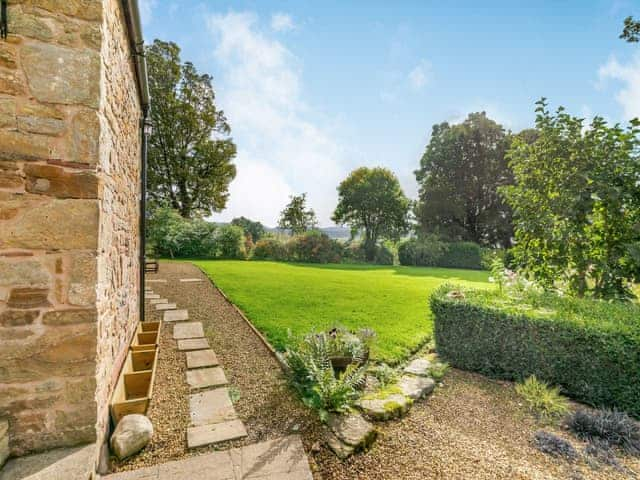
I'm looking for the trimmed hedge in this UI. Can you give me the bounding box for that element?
[430,285,640,417]
[398,238,485,269]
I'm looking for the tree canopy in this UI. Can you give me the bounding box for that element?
[231,216,266,242]
[278,194,318,234]
[333,167,409,261]
[502,99,640,299]
[414,112,514,247]
[146,39,237,218]
[621,16,640,42]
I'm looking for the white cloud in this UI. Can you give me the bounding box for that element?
[598,54,640,120]
[207,12,347,226]
[408,60,430,90]
[270,13,295,32]
[138,0,157,26]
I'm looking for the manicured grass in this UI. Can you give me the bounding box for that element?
[192,260,490,364]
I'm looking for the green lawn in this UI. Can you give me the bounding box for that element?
[192,260,490,364]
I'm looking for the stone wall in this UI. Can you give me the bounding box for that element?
[0,0,141,457]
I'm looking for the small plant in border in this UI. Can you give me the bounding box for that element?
[515,375,569,422]
[533,430,579,462]
[428,362,449,381]
[370,363,398,388]
[567,408,640,456]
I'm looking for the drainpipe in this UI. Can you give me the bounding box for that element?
[121,0,151,324]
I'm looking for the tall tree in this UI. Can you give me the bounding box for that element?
[333,167,409,261]
[414,112,513,247]
[621,16,640,42]
[278,194,318,234]
[502,99,640,299]
[146,39,237,218]
[231,216,266,241]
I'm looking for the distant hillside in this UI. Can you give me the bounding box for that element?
[214,222,353,240]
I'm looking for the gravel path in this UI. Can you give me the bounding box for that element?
[113,261,640,479]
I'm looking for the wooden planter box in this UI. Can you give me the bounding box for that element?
[130,321,161,352]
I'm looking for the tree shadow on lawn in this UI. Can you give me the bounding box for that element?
[284,262,490,282]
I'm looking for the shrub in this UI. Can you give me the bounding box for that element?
[428,362,450,382]
[215,225,246,259]
[287,230,343,263]
[533,430,579,461]
[147,206,216,258]
[430,285,640,417]
[437,242,484,269]
[252,237,289,261]
[515,375,569,421]
[374,242,395,265]
[583,438,621,468]
[343,241,394,265]
[568,409,640,455]
[398,238,484,269]
[370,363,398,388]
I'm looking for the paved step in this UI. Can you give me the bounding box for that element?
[155,303,177,311]
[145,293,160,300]
[189,388,237,426]
[177,338,209,351]
[186,349,219,369]
[179,278,203,283]
[149,298,168,305]
[0,444,96,480]
[164,309,189,322]
[173,322,204,340]
[187,420,247,449]
[187,366,227,390]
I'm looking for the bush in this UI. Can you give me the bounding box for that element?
[343,241,394,265]
[515,375,569,421]
[252,237,289,261]
[398,238,484,269]
[533,431,578,461]
[568,409,640,455]
[147,206,216,258]
[370,363,398,388]
[215,225,246,259]
[374,242,395,265]
[430,285,640,417]
[287,230,343,264]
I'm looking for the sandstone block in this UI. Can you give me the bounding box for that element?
[17,115,66,136]
[69,109,99,164]
[403,358,432,376]
[7,287,50,308]
[21,43,100,107]
[0,419,8,467]
[0,68,25,96]
[357,393,412,420]
[327,413,376,448]
[7,6,54,42]
[0,309,39,327]
[24,164,98,199]
[0,198,99,250]
[68,253,97,305]
[0,98,16,128]
[0,42,17,69]
[0,259,50,287]
[0,130,55,161]
[30,0,103,22]
[398,375,435,400]
[110,414,153,460]
[42,308,96,326]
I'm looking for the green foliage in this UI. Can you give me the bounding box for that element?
[430,285,640,416]
[428,362,450,381]
[146,40,236,218]
[193,260,490,363]
[287,230,343,263]
[146,206,216,258]
[278,193,317,235]
[502,99,640,300]
[333,167,410,261]
[252,237,289,261]
[342,241,395,265]
[515,375,570,421]
[215,225,246,259]
[414,112,515,247]
[568,409,640,455]
[283,330,368,421]
[398,238,484,270]
[370,363,398,388]
[621,16,640,42]
[230,216,265,242]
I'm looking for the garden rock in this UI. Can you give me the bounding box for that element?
[357,393,412,420]
[322,429,355,459]
[327,412,377,448]
[110,414,153,460]
[398,375,435,400]
[403,358,432,376]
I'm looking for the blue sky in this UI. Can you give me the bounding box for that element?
[139,0,640,226]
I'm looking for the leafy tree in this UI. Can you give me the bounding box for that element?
[278,194,318,234]
[414,112,514,247]
[215,225,246,259]
[146,39,237,218]
[332,167,409,261]
[621,16,640,42]
[502,99,640,299]
[231,216,266,242]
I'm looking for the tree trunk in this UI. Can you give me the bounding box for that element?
[364,232,376,262]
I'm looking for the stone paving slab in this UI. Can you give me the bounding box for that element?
[403,358,432,376]
[102,435,312,480]
[179,278,203,283]
[0,443,96,480]
[398,374,435,400]
[189,388,236,426]
[146,279,167,283]
[145,293,160,300]
[186,349,219,369]
[149,298,168,305]
[173,322,204,340]
[164,309,189,322]
[155,303,177,311]
[187,367,227,390]
[177,338,210,351]
[187,420,247,449]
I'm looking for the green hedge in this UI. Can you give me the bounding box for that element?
[430,286,640,417]
[398,238,485,269]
